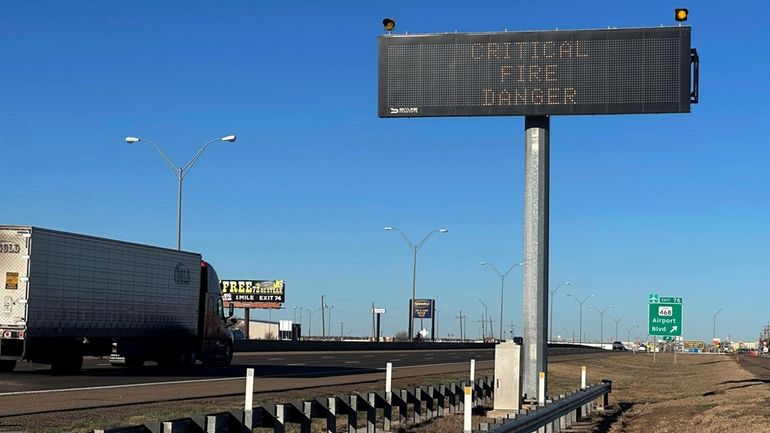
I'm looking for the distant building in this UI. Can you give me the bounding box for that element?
[234,319,279,340]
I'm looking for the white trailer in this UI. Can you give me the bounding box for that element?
[0,226,233,373]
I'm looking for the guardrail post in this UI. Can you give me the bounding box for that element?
[426,386,435,420]
[325,397,337,433]
[448,382,458,414]
[398,389,409,427]
[274,404,286,433]
[601,379,612,410]
[413,387,423,423]
[459,381,466,413]
[383,391,392,432]
[367,392,377,433]
[301,401,313,433]
[437,385,446,417]
[348,395,358,433]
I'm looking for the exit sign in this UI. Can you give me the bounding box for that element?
[648,296,683,336]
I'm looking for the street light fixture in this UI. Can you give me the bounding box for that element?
[475,298,489,340]
[566,293,594,345]
[385,226,448,341]
[591,304,614,347]
[480,260,524,341]
[125,134,237,250]
[548,281,571,342]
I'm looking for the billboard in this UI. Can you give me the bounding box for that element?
[220,279,285,309]
[413,299,434,319]
[379,26,693,117]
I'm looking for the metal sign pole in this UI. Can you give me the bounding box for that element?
[522,116,550,401]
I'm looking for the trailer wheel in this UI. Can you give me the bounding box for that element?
[0,360,16,373]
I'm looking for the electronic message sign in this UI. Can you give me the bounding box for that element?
[220,280,285,309]
[379,26,693,117]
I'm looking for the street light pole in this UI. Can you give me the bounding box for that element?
[480,261,524,340]
[385,226,448,341]
[475,298,489,340]
[610,314,623,341]
[548,281,571,342]
[591,305,613,347]
[624,325,639,346]
[713,308,723,340]
[567,294,594,345]
[126,134,237,250]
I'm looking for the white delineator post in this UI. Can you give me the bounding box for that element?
[581,366,587,390]
[385,362,392,402]
[538,371,545,405]
[463,386,472,433]
[244,368,254,426]
[470,358,476,382]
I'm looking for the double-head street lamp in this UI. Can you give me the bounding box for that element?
[609,314,623,341]
[567,293,594,345]
[480,261,523,341]
[385,226,448,341]
[126,134,237,250]
[624,324,639,345]
[591,304,614,345]
[548,281,571,341]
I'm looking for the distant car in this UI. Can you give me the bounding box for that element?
[513,336,523,345]
[232,329,246,340]
[637,345,647,352]
[612,341,626,351]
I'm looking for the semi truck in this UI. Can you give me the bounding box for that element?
[0,226,234,373]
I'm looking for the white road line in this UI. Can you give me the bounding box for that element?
[321,356,335,359]
[287,363,306,366]
[267,358,285,361]
[344,361,359,364]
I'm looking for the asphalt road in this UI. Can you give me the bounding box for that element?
[0,346,594,395]
[0,348,495,395]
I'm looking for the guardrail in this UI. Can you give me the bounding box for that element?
[93,377,495,433]
[476,380,612,433]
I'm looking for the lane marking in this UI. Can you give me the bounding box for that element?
[287,363,306,366]
[321,356,335,359]
[344,361,359,364]
[267,358,285,361]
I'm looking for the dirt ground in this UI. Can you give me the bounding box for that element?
[409,353,770,433]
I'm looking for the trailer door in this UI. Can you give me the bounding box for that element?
[0,228,30,329]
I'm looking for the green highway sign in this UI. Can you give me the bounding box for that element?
[648,296,683,337]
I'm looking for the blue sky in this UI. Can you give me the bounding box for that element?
[2,1,769,343]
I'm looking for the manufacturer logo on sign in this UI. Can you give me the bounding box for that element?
[174,263,191,285]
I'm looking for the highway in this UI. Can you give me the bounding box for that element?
[0,346,604,419]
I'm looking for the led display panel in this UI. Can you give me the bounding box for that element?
[378,27,691,117]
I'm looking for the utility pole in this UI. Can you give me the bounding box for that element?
[340,322,344,338]
[372,302,376,340]
[456,310,466,341]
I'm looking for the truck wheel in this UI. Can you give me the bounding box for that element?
[221,343,233,366]
[51,352,83,374]
[0,360,16,373]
